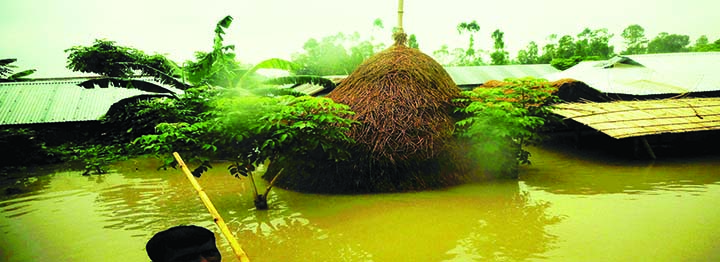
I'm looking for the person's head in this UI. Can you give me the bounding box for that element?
[146,225,222,262]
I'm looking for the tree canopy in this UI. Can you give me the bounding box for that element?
[291,32,384,76]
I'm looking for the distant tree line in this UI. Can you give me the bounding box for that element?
[291,21,720,73]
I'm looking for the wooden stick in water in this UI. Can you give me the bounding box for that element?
[172,152,250,262]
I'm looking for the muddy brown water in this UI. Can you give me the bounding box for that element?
[1,143,719,261]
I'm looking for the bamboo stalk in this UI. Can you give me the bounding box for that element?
[397,0,404,32]
[172,152,250,262]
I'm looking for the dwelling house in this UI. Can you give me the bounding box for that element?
[544,52,720,158]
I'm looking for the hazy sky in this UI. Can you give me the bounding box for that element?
[2,0,719,77]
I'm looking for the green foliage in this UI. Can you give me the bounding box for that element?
[0,58,13,77]
[408,34,419,49]
[0,58,36,82]
[454,77,559,175]
[291,32,384,75]
[533,28,614,65]
[68,144,130,175]
[134,93,358,177]
[183,15,243,87]
[575,28,614,59]
[517,41,540,64]
[490,29,509,65]
[550,56,584,70]
[692,36,720,52]
[100,87,216,143]
[621,24,648,55]
[647,32,691,53]
[64,39,187,89]
[454,20,484,66]
[555,35,576,59]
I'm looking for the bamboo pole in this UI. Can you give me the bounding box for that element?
[397,0,404,32]
[173,152,250,262]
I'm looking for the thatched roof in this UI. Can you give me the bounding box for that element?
[326,44,462,163]
[552,97,720,138]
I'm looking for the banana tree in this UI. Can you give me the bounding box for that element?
[0,58,36,82]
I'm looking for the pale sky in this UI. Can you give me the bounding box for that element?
[1,0,719,77]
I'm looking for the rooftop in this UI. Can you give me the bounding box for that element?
[545,52,720,96]
[552,97,720,139]
[0,77,179,125]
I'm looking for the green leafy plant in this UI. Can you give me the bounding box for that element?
[455,77,558,177]
[65,40,187,89]
[134,94,357,209]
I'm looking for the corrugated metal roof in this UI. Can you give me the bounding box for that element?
[0,78,175,125]
[545,52,720,96]
[444,64,560,86]
[552,97,720,138]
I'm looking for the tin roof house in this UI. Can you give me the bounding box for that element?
[544,52,720,158]
[0,77,181,126]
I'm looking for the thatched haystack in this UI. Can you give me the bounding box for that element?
[326,41,462,164]
[264,34,470,193]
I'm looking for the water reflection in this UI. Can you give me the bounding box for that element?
[229,180,563,262]
[444,191,563,261]
[7,149,717,261]
[522,143,720,196]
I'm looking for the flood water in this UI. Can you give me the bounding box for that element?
[2,142,720,261]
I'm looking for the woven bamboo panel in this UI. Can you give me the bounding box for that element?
[551,98,720,138]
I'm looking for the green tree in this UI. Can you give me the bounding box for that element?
[0,58,36,82]
[456,20,483,65]
[455,77,559,176]
[538,34,558,63]
[621,24,648,54]
[555,35,576,59]
[490,29,509,65]
[517,41,540,64]
[431,44,453,65]
[65,39,186,89]
[693,35,710,51]
[291,32,382,75]
[135,94,358,209]
[550,56,584,70]
[587,28,614,58]
[373,18,384,30]
[574,28,593,58]
[691,35,720,52]
[647,32,690,53]
[575,28,614,59]
[183,16,245,87]
[408,34,419,49]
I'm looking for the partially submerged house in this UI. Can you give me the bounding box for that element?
[0,76,181,142]
[543,52,720,158]
[545,52,720,101]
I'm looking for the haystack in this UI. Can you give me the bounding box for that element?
[326,35,462,164]
[265,1,470,193]
[264,33,467,193]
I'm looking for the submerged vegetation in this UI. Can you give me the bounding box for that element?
[4,11,556,200]
[455,78,559,176]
